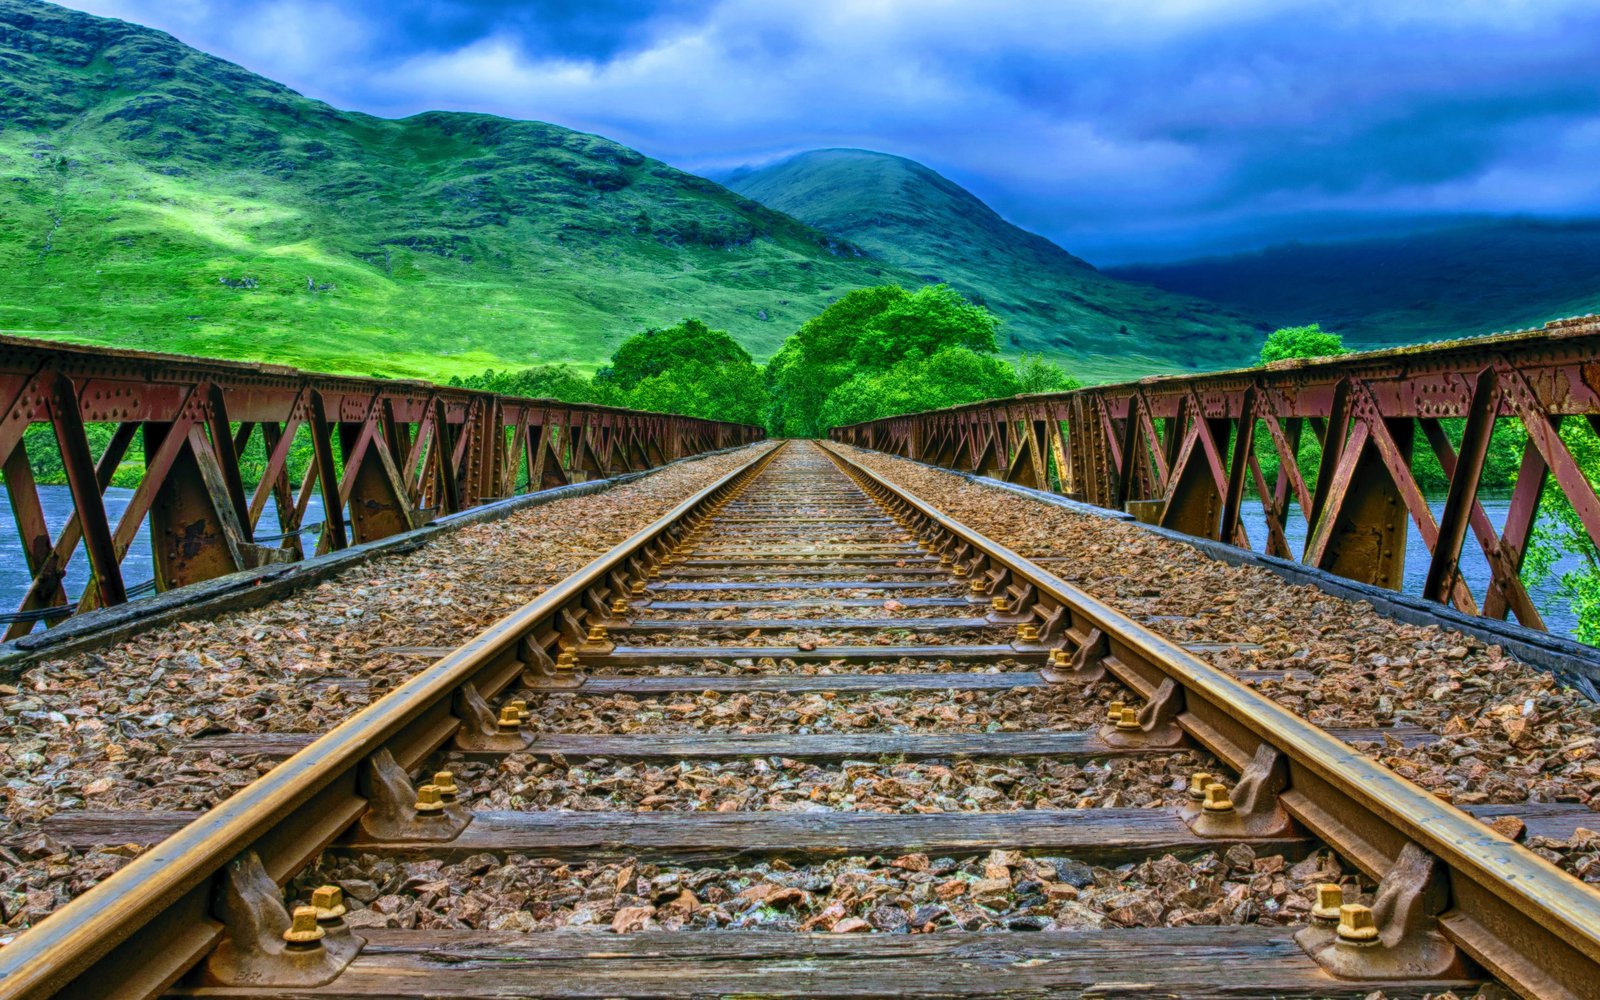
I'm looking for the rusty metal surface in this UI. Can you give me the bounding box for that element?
[0,336,764,635]
[0,441,783,1000]
[822,441,1600,1000]
[828,316,1600,633]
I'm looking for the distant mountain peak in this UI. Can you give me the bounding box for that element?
[727,147,1259,374]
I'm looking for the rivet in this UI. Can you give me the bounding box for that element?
[1106,700,1125,724]
[311,885,347,924]
[1310,883,1344,922]
[1336,903,1379,944]
[283,905,327,948]
[1201,782,1234,812]
[1187,772,1213,801]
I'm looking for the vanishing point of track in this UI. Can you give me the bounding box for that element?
[2,440,1597,999]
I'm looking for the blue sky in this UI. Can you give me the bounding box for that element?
[59,0,1600,264]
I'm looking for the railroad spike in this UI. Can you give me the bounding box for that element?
[1297,843,1466,981]
[201,851,362,987]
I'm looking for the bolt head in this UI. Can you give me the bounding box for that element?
[1201,782,1235,813]
[311,885,347,922]
[1310,883,1344,921]
[283,905,327,946]
[415,784,446,814]
[1336,903,1379,943]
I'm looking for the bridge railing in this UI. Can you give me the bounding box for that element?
[830,316,1600,633]
[0,335,764,636]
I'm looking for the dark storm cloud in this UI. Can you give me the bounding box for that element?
[59,1,1600,262]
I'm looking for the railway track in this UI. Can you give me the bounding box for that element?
[2,439,1598,998]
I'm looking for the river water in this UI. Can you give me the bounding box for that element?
[0,484,1581,639]
[0,484,324,617]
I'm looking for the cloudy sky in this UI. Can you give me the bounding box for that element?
[59,0,1600,263]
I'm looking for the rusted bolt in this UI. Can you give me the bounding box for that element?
[1187,772,1213,801]
[283,905,327,949]
[433,771,460,801]
[1310,883,1344,923]
[1336,903,1379,945]
[496,706,522,734]
[1017,623,1040,641]
[311,885,347,925]
[1201,782,1234,813]
[1115,707,1141,731]
[1105,700,1125,724]
[991,596,1010,613]
[415,784,447,816]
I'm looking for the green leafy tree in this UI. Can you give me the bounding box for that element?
[1522,422,1600,642]
[597,319,753,391]
[819,347,1022,429]
[1259,323,1348,365]
[1013,353,1080,394]
[767,283,1006,437]
[450,364,599,403]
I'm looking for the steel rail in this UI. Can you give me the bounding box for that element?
[0,441,784,1000]
[820,442,1600,1000]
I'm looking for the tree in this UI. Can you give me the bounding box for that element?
[597,319,753,390]
[818,347,1022,429]
[1013,353,1079,394]
[767,283,1005,437]
[1259,323,1348,364]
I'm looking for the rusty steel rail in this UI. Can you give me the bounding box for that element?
[0,440,784,1000]
[821,441,1600,1000]
[829,317,1600,633]
[0,335,764,636]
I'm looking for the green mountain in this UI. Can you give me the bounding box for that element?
[0,0,926,378]
[1107,219,1600,347]
[724,148,1264,381]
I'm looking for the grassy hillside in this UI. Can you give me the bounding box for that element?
[1107,219,1600,348]
[725,149,1265,381]
[0,0,930,378]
